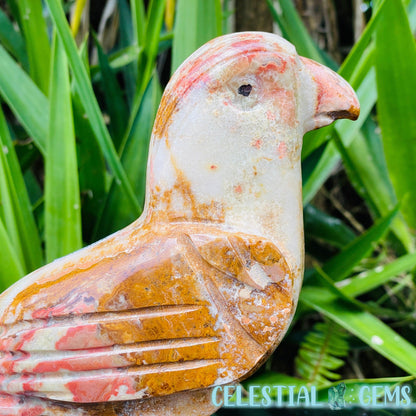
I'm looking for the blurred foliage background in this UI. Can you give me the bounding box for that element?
[0,0,415,412]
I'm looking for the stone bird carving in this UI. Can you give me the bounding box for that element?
[0,32,359,415]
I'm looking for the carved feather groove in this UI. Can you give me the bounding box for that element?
[0,305,203,338]
[0,305,211,352]
[0,337,220,374]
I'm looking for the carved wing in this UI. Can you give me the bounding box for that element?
[0,227,293,404]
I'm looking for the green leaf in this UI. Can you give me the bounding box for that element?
[16,0,51,94]
[91,45,141,78]
[45,34,82,262]
[375,0,416,229]
[132,0,166,104]
[0,44,48,154]
[118,0,137,106]
[93,33,128,150]
[0,105,42,274]
[338,0,386,80]
[94,76,161,239]
[0,134,24,272]
[131,0,146,48]
[72,91,106,245]
[137,0,168,94]
[0,218,24,289]
[338,252,416,297]
[44,0,140,213]
[119,0,166,171]
[301,287,416,376]
[0,7,28,67]
[304,204,356,249]
[171,0,222,73]
[312,266,404,320]
[332,122,414,252]
[319,208,398,282]
[267,0,330,66]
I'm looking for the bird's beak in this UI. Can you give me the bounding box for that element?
[300,57,360,132]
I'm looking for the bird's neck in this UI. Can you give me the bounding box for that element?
[143,134,304,278]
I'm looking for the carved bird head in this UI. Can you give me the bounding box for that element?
[153,32,359,140]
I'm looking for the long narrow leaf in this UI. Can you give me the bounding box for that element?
[137,0,167,93]
[319,208,398,282]
[0,106,42,273]
[333,124,414,252]
[267,0,328,65]
[70,0,88,37]
[5,0,22,29]
[44,0,140,213]
[72,98,106,244]
[267,0,335,65]
[338,252,416,297]
[120,0,166,168]
[171,0,222,73]
[294,0,415,250]
[118,0,137,107]
[0,8,28,66]
[0,44,48,154]
[304,204,356,249]
[128,0,166,124]
[94,76,161,239]
[71,35,107,244]
[16,0,50,94]
[0,219,24,289]
[375,0,416,229]
[301,287,416,376]
[338,0,386,80]
[0,145,24,270]
[302,0,416,164]
[131,0,146,48]
[45,34,82,262]
[93,33,128,150]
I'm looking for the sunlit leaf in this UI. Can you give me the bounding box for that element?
[93,33,128,150]
[0,105,42,274]
[317,208,398,282]
[16,0,50,94]
[45,34,82,262]
[301,287,416,376]
[171,0,222,72]
[0,219,24,288]
[0,44,48,154]
[94,76,161,239]
[338,252,416,297]
[44,0,140,213]
[375,0,416,229]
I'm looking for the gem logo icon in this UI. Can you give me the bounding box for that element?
[328,383,346,410]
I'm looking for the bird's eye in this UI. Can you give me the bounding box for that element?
[238,84,252,97]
